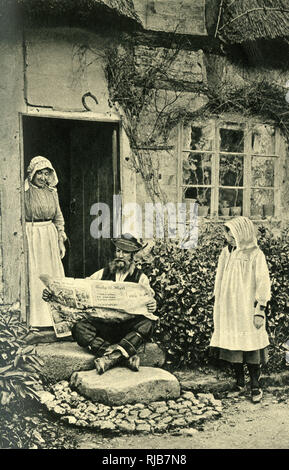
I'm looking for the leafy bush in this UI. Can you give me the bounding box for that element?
[0,398,78,449]
[0,306,43,405]
[258,224,289,372]
[0,403,38,449]
[0,305,45,448]
[138,222,225,368]
[138,222,289,371]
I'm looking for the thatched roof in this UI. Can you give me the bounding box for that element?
[98,0,139,21]
[0,0,142,27]
[93,0,140,23]
[217,0,289,44]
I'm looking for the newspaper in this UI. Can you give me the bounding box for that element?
[40,274,157,338]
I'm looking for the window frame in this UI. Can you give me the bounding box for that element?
[177,116,283,220]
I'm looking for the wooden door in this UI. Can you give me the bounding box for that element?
[68,121,119,278]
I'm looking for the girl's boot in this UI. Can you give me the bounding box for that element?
[232,363,245,392]
[247,363,262,403]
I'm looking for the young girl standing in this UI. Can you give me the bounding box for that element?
[210,216,271,403]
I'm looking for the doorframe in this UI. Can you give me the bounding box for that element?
[20,109,121,123]
[19,110,124,323]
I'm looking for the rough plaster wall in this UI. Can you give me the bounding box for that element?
[25,28,114,113]
[133,92,209,240]
[0,211,3,304]
[128,45,209,217]
[124,137,179,237]
[137,91,208,145]
[133,0,207,36]
[205,53,289,91]
[280,137,289,218]
[24,26,140,237]
[121,130,137,209]
[0,27,25,306]
[134,46,206,88]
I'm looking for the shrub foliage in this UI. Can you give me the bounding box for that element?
[0,306,44,448]
[139,222,289,371]
[0,307,43,405]
[258,225,289,371]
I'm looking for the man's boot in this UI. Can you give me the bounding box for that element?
[125,354,140,372]
[94,350,122,375]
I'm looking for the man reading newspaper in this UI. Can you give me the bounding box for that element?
[43,234,157,375]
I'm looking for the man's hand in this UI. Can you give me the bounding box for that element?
[146,299,157,313]
[42,289,53,302]
[254,315,264,329]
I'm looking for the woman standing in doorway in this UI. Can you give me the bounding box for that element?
[25,156,67,328]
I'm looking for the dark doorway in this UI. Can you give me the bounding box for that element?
[22,116,120,278]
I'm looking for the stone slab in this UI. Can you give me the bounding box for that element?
[137,342,166,368]
[36,341,165,383]
[36,342,95,383]
[70,367,180,405]
[180,377,235,394]
[25,329,74,344]
[176,369,289,394]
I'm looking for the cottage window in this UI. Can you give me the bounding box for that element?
[179,119,282,219]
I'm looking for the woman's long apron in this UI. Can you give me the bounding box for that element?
[26,221,64,327]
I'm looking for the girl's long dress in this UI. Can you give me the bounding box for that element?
[25,185,66,327]
[210,246,271,352]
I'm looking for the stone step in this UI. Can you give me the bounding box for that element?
[24,328,71,345]
[36,341,166,384]
[70,366,180,405]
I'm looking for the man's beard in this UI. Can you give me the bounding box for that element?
[109,258,132,274]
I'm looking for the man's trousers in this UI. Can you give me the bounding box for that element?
[71,315,154,358]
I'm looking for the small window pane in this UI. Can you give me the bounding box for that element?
[180,121,278,221]
[220,128,244,152]
[252,157,275,187]
[219,154,244,187]
[251,189,274,217]
[251,125,276,155]
[183,123,214,151]
[219,188,243,216]
[183,153,212,185]
[184,187,211,209]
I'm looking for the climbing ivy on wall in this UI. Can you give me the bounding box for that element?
[205,79,289,141]
[104,37,204,203]
[104,32,289,203]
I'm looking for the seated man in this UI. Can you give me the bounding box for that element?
[44,234,157,375]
